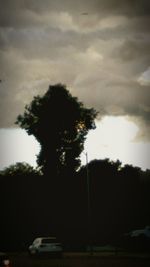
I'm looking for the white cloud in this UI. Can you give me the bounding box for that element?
[44,11,78,32]
[99,15,128,29]
[137,67,150,86]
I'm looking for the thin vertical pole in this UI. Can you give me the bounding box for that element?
[85,152,92,256]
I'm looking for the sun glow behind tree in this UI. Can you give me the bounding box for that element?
[0,116,149,171]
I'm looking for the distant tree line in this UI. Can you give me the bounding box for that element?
[0,159,150,251]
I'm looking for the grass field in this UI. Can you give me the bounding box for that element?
[9,252,150,267]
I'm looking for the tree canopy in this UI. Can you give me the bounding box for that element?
[0,162,40,176]
[1,157,150,251]
[16,84,97,175]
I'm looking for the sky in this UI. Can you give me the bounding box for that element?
[0,0,150,170]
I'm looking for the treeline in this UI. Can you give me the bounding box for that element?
[0,159,150,251]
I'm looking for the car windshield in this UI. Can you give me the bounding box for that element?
[33,239,40,245]
[42,238,56,244]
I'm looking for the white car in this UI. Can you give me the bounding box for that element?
[130,226,150,238]
[28,237,63,257]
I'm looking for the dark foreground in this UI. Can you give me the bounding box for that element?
[9,252,150,267]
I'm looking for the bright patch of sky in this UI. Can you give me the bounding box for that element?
[81,116,150,170]
[0,128,40,170]
[0,116,149,171]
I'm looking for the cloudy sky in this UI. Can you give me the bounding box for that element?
[0,0,150,170]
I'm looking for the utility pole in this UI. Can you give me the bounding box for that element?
[85,152,93,256]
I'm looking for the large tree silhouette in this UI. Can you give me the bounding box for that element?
[16,84,97,176]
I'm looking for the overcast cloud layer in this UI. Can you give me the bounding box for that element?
[0,0,150,141]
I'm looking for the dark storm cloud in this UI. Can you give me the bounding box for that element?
[95,0,150,16]
[0,0,150,140]
[113,39,150,63]
[0,0,150,28]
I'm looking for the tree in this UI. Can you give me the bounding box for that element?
[16,84,97,176]
[0,162,40,176]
